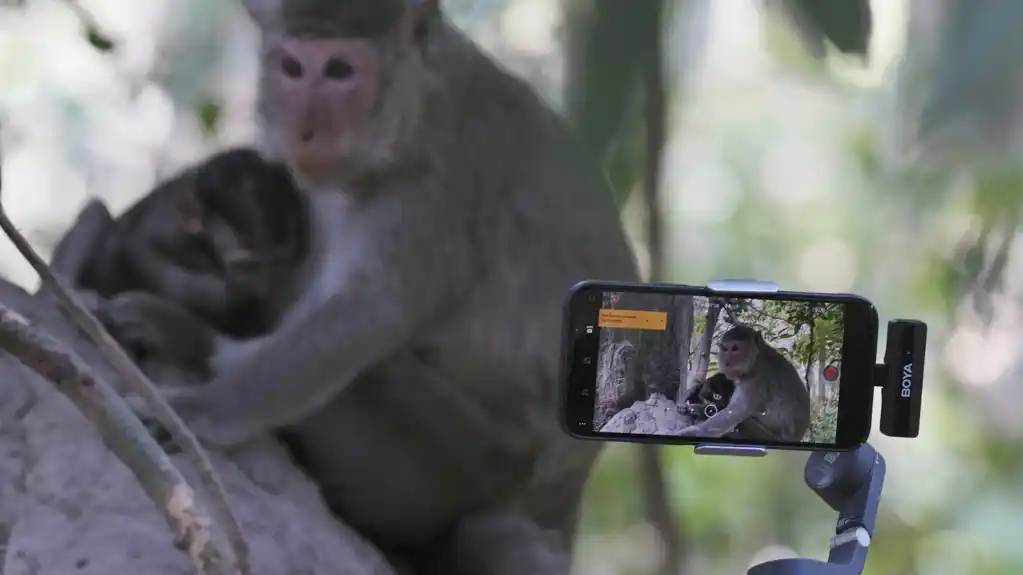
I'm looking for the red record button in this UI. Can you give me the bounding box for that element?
[822,363,840,382]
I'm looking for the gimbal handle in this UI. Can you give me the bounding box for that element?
[747,443,885,575]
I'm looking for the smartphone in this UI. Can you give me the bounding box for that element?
[561,281,879,451]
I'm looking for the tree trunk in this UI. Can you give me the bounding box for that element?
[816,358,829,402]
[686,301,720,389]
[804,309,816,392]
[673,297,694,404]
[0,280,396,575]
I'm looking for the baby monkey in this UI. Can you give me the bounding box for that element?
[680,372,735,422]
[75,148,307,339]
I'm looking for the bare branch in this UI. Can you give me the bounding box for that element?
[0,301,235,574]
[0,169,250,573]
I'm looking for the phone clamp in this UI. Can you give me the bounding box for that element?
[748,442,885,575]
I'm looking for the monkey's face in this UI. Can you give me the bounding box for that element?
[247,0,439,189]
[190,148,308,299]
[718,338,758,380]
[205,217,272,299]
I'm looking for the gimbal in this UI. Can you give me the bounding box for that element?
[692,280,926,575]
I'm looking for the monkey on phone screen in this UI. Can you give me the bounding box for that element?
[680,372,735,422]
[78,147,307,338]
[98,0,639,573]
[675,326,811,441]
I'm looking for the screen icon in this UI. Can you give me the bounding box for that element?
[585,326,593,334]
[582,357,591,365]
[822,361,841,382]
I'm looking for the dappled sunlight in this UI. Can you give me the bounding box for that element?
[663,139,743,225]
[748,545,799,568]
[914,530,986,575]
[945,292,1020,389]
[882,436,984,528]
[945,326,1015,387]
[798,239,858,292]
[500,0,560,56]
[575,525,666,575]
[760,132,836,206]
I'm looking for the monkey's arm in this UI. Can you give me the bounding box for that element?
[675,384,763,437]
[98,291,218,379]
[733,417,785,442]
[679,380,703,404]
[121,241,244,324]
[163,188,474,447]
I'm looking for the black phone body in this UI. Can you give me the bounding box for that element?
[561,280,879,451]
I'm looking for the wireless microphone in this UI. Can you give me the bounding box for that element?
[878,319,926,438]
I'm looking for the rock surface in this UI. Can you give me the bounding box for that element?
[600,393,694,435]
[0,279,397,575]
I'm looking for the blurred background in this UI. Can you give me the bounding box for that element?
[0,0,1019,573]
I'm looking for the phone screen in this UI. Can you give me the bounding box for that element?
[562,282,878,450]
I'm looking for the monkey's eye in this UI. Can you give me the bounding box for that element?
[323,57,354,81]
[281,54,304,78]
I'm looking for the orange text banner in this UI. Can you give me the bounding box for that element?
[598,309,668,331]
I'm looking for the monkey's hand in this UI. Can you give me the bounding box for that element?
[156,385,254,449]
[117,378,253,449]
[120,386,250,452]
[674,385,758,438]
[98,291,218,378]
[680,382,703,404]
[97,292,256,447]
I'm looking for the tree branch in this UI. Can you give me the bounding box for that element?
[0,165,249,573]
[637,4,687,573]
[0,301,235,574]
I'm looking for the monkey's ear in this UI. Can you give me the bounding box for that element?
[241,0,281,29]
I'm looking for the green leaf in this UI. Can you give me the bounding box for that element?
[603,101,644,203]
[86,27,115,52]
[779,0,872,58]
[197,99,222,136]
[918,0,1023,146]
[562,0,664,203]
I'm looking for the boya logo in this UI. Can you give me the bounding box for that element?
[900,363,913,398]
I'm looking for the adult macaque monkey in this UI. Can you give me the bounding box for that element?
[676,326,811,441]
[111,0,639,573]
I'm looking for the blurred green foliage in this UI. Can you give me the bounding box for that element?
[563,0,667,205]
